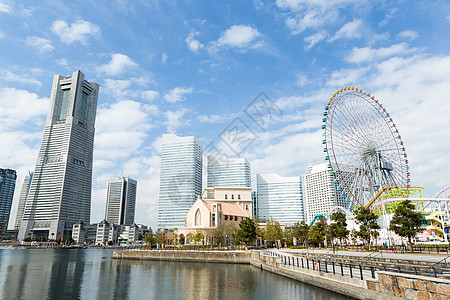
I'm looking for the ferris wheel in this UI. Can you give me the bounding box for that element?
[322,86,410,210]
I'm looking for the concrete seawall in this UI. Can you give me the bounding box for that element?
[113,249,251,264]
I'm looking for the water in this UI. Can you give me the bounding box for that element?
[0,249,353,300]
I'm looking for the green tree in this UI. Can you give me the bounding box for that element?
[213,224,224,246]
[264,219,283,246]
[308,218,326,247]
[143,229,154,246]
[354,206,380,246]
[193,230,204,245]
[224,222,239,245]
[331,211,349,246]
[155,228,166,245]
[237,218,257,246]
[389,200,424,251]
[292,222,309,246]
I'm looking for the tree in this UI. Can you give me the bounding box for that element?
[264,219,283,246]
[389,200,424,251]
[308,218,326,247]
[354,206,380,246]
[193,230,204,245]
[224,222,239,245]
[155,228,166,245]
[143,229,154,246]
[331,211,349,246]
[237,218,257,246]
[213,224,224,246]
[292,222,309,246]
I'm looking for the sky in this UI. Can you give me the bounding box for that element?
[1,0,450,229]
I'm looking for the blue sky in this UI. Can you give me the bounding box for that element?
[1,0,450,229]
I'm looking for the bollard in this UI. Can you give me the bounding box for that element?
[341,262,344,276]
[359,264,363,280]
[349,264,353,278]
[333,262,335,275]
[371,266,375,278]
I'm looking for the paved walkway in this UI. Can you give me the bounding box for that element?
[275,248,449,264]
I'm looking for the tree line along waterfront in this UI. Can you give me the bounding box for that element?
[140,200,428,252]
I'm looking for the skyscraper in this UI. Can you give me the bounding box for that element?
[18,71,99,240]
[158,133,203,229]
[256,173,304,225]
[304,163,347,224]
[105,176,137,226]
[14,172,33,230]
[0,168,17,234]
[207,156,251,187]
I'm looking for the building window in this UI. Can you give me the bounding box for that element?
[238,194,241,199]
[231,194,234,199]
[246,204,248,210]
[195,208,202,226]
[225,194,228,199]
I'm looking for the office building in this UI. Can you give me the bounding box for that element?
[158,133,203,229]
[207,156,251,187]
[304,163,347,224]
[256,173,304,225]
[18,71,99,240]
[0,168,17,233]
[14,172,33,230]
[105,176,137,226]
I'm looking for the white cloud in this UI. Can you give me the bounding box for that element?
[163,87,193,103]
[95,100,151,160]
[197,113,235,123]
[397,30,418,41]
[277,0,365,35]
[25,36,54,54]
[98,53,138,76]
[346,43,415,64]
[304,30,327,50]
[164,109,189,133]
[141,90,159,101]
[0,2,11,14]
[329,19,363,42]
[0,70,42,87]
[51,20,100,44]
[0,30,4,39]
[185,31,204,52]
[209,25,263,52]
[56,58,68,66]
[161,52,168,64]
[0,88,48,129]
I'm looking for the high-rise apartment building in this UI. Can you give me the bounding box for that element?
[0,168,17,233]
[256,173,304,225]
[105,176,137,226]
[304,163,347,224]
[14,172,33,230]
[207,156,251,187]
[18,71,99,240]
[158,133,203,229]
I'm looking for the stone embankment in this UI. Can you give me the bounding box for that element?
[113,249,250,264]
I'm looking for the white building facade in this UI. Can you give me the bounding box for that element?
[304,163,347,224]
[207,156,251,187]
[105,176,137,226]
[18,71,99,240]
[256,173,304,225]
[14,172,33,230]
[158,133,203,229]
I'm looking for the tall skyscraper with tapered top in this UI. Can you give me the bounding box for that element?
[18,71,99,241]
[158,133,203,229]
[105,176,137,226]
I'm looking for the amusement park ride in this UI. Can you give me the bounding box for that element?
[318,86,450,243]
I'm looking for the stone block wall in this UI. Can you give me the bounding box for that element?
[366,271,450,299]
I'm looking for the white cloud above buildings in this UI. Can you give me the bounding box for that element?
[98,53,138,76]
[25,36,54,54]
[209,25,263,52]
[185,31,204,52]
[51,19,101,44]
[163,87,193,103]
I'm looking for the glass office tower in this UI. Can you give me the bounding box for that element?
[158,133,203,229]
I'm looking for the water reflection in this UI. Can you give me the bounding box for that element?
[0,249,352,300]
